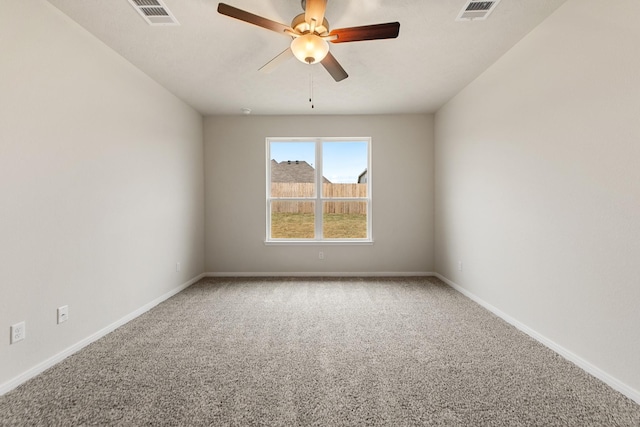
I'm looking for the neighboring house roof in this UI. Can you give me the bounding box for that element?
[271,160,331,183]
[357,168,368,184]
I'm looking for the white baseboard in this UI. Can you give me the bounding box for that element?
[0,273,205,396]
[434,273,640,405]
[205,271,436,277]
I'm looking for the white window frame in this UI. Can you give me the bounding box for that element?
[266,137,372,245]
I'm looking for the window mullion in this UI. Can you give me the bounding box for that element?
[315,138,323,240]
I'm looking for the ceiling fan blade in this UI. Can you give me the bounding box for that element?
[329,22,400,43]
[259,48,294,73]
[217,3,291,35]
[305,0,327,29]
[321,52,348,82]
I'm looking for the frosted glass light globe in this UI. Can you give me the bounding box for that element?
[291,34,329,64]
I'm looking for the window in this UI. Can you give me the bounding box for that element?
[266,138,371,243]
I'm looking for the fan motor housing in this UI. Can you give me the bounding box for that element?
[291,13,330,35]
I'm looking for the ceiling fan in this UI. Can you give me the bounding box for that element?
[217,0,400,82]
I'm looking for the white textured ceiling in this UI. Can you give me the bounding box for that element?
[46,0,567,115]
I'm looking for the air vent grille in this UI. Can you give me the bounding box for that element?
[132,0,161,6]
[142,7,169,17]
[456,0,501,21]
[466,2,494,12]
[127,0,179,25]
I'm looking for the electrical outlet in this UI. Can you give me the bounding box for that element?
[318,251,324,260]
[10,322,26,344]
[458,261,463,271]
[57,305,69,324]
[176,262,181,272]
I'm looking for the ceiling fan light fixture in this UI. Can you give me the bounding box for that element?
[290,34,329,64]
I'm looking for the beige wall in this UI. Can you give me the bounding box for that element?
[435,0,640,396]
[204,114,434,275]
[0,1,205,387]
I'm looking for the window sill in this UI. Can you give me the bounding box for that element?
[265,240,374,246]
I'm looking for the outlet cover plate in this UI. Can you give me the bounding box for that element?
[10,322,26,344]
[57,306,69,324]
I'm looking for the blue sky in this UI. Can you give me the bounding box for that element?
[270,141,368,183]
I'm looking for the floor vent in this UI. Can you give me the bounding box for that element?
[127,0,179,25]
[456,0,501,21]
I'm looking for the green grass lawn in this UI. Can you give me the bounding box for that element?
[271,213,367,239]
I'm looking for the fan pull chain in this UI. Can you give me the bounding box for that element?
[309,68,314,109]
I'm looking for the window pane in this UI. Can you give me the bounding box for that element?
[271,201,315,239]
[270,142,316,198]
[322,141,368,187]
[323,201,367,239]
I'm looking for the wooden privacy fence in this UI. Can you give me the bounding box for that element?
[271,183,368,214]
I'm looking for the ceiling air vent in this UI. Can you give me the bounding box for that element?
[127,0,179,26]
[456,0,502,21]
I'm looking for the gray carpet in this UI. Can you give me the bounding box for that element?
[1,276,639,426]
